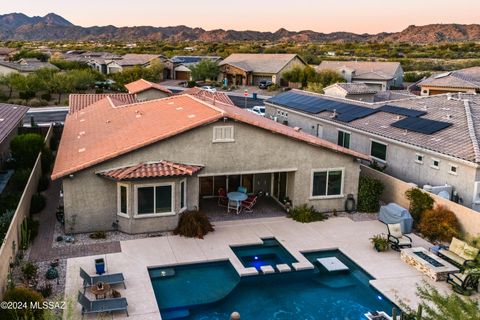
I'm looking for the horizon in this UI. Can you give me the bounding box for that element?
[2,0,480,33]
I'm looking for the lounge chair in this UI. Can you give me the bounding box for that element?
[242,196,258,213]
[77,291,128,318]
[386,223,412,251]
[447,270,480,295]
[80,267,126,293]
[438,237,479,269]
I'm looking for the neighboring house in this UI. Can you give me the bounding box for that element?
[171,56,222,80]
[0,58,58,75]
[418,67,480,96]
[181,87,234,106]
[265,89,480,209]
[68,93,137,114]
[0,103,29,167]
[0,47,18,61]
[219,54,307,86]
[316,61,404,91]
[51,94,368,234]
[323,83,378,102]
[373,90,416,103]
[125,79,172,101]
[106,54,170,76]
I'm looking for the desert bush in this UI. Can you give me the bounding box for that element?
[187,80,197,88]
[174,211,214,239]
[37,175,50,192]
[288,204,327,223]
[30,193,46,214]
[0,210,15,242]
[405,188,435,224]
[357,176,384,212]
[89,231,107,239]
[27,98,42,107]
[39,283,52,298]
[10,133,44,169]
[0,287,44,320]
[21,261,38,282]
[419,205,461,242]
[10,169,32,192]
[41,147,54,174]
[40,92,51,101]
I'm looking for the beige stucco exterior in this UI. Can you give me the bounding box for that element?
[135,88,170,102]
[61,120,361,234]
[420,85,477,96]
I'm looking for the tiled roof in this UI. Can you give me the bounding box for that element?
[52,94,368,180]
[0,60,58,72]
[373,90,416,102]
[316,61,401,81]
[97,160,203,180]
[68,93,137,114]
[219,54,304,74]
[419,67,480,90]
[112,54,163,67]
[181,87,234,106]
[266,89,480,163]
[0,103,29,145]
[125,79,172,95]
[326,83,377,94]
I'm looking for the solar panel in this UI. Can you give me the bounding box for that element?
[391,117,452,134]
[380,105,427,118]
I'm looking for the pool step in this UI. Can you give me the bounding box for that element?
[276,264,292,273]
[161,308,190,320]
[150,268,175,280]
[315,275,356,289]
[351,269,371,285]
[260,265,275,274]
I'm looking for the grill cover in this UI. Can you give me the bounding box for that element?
[379,203,413,234]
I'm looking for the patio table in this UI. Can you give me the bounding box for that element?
[227,192,247,214]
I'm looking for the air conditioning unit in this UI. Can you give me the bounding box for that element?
[423,184,452,200]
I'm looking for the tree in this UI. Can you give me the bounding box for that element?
[312,69,346,87]
[0,73,23,99]
[51,72,73,104]
[190,60,219,81]
[10,134,45,169]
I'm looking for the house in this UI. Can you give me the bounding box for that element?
[316,61,404,91]
[51,94,368,234]
[0,58,59,75]
[0,47,18,61]
[171,56,222,80]
[124,79,172,101]
[106,54,172,78]
[265,89,480,209]
[418,67,480,96]
[323,83,378,102]
[219,54,307,86]
[0,103,29,167]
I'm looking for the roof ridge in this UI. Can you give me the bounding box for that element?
[116,162,145,179]
[463,100,480,163]
[161,160,194,175]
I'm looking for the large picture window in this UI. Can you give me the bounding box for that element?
[135,183,174,216]
[117,184,128,216]
[371,141,387,161]
[311,169,344,198]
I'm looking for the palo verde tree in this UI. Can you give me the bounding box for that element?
[190,60,220,81]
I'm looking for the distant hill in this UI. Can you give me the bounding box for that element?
[1,13,480,43]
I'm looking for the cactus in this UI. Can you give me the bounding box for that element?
[416,305,423,320]
[20,218,31,250]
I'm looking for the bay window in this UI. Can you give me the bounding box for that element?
[135,183,174,216]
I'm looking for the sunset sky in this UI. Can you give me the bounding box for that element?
[2,0,479,33]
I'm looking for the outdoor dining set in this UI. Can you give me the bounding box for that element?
[217,186,258,214]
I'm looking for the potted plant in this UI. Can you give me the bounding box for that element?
[370,234,389,252]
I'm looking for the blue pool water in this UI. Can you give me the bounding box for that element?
[149,250,395,320]
[231,238,298,270]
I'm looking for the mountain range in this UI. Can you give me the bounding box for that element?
[1,13,480,43]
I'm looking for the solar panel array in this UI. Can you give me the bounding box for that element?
[391,117,452,134]
[267,91,453,134]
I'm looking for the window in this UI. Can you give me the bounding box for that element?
[180,180,186,211]
[337,130,351,149]
[449,165,458,175]
[371,141,387,161]
[117,184,128,216]
[415,154,424,164]
[213,126,234,142]
[431,159,440,170]
[311,169,344,198]
[135,183,173,216]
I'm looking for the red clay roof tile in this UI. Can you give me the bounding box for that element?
[125,79,173,95]
[97,160,203,180]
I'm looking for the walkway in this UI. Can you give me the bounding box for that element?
[29,180,121,262]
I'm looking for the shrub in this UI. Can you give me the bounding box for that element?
[89,231,107,239]
[27,98,43,107]
[369,160,387,172]
[357,176,384,212]
[41,147,54,174]
[37,175,50,192]
[419,205,461,242]
[174,211,214,239]
[288,204,327,223]
[21,261,38,282]
[10,133,45,169]
[30,193,46,214]
[187,80,197,88]
[405,188,435,224]
[0,287,44,320]
[267,83,280,91]
[0,210,15,242]
[40,92,51,101]
[39,283,52,298]
[0,193,20,212]
[10,169,32,192]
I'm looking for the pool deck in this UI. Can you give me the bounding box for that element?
[65,217,472,319]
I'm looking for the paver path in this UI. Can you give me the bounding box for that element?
[29,180,121,262]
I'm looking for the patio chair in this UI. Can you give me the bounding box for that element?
[447,270,480,295]
[77,291,129,318]
[80,267,126,293]
[386,223,412,251]
[242,196,258,213]
[218,188,228,207]
[237,186,247,194]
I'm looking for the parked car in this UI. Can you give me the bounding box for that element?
[201,86,217,93]
[247,106,266,116]
[258,80,273,89]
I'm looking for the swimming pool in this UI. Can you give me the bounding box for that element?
[149,250,395,320]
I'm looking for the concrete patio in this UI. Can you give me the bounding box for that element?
[65,216,468,320]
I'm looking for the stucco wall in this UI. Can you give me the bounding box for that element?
[62,120,361,234]
[361,165,480,237]
[265,102,479,207]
